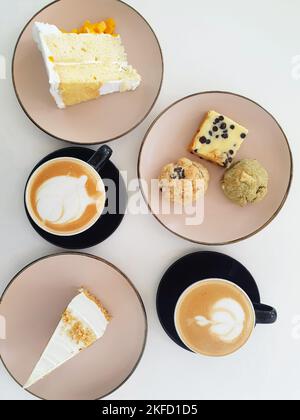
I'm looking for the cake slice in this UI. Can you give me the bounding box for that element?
[24,289,110,389]
[33,21,141,108]
[190,110,248,168]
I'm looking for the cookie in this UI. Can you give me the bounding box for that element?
[159,158,209,204]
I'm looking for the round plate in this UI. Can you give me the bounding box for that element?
[0,253,147,400]
[12,0,163,144]
[156,251,260,351]
[138,91,293,245]
[24,147,127,249]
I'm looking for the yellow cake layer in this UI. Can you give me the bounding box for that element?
[55,62,140,106]
[45,33,126,64]
[54,63,140,84]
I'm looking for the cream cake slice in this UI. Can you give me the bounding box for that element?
[33,21,141,108]
[190,110,249,168]
[24,289,110,389]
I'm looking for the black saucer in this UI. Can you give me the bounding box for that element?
[24,147,127,249]
[156,251,261,352]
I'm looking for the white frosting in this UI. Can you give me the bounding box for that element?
[195,298,246,343]
[35,175,98,226]
[33,22,65,109]
[32,22,141,108]
[24,291,109,389]
[99,79,140,95]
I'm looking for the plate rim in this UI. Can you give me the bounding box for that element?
[11,0,164,145]
[0,252,148,400]
[138,90,294,246]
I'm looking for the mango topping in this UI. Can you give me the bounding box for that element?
[64,18,117,35]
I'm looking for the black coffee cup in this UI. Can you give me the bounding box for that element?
[25,145,113,237]
[174,279,277,357]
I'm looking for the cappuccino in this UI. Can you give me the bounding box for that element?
[26,157,106,236]
[175,279,255,357]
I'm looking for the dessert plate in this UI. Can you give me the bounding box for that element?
[12,0,163,144]
[138,91,293,245]
[156,251,261,352]
[0,253,147,400]
[24,147,127,249]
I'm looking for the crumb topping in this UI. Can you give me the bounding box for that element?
[61,289,110,348]
[62,309,75,325]
[69,321,97,348]
[62,309,97,348]
[80,288,111,321]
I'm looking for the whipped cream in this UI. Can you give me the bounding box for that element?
[24,291,109,389]
[33,22,141,109]
[36,175,99,225]
[195,298,246,343]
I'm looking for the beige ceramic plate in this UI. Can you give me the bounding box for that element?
[12,0,163,144]
[0,253,147,400]
[138,92,293,245]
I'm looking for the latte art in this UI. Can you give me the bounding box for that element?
[26,157,106,236]
[195,298,245,343]
[36,175,97,225]
[175,279,255,357]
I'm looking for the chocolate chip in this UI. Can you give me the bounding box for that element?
[220,123,227,130]
[216,135,219,139]
[230,125,235,130]
[214,118,220,124]
[228,157,233,163]
[229,150,234,155]
[222,133,228,139]
[223,159,229,167]
[241,133,246,139]
[194,149,198,153]
[200,136,207,144]
[206,139,211,145]
[213,126,218,132]
[219,116,224,121]
[174,167,185,179]
[209,131,213,136]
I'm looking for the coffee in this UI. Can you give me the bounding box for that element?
[175,279,255,357]
[26,157,106,236]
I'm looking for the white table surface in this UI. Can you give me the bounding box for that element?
[0,0,299,401]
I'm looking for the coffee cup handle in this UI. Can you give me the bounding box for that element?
[87,145,113,173]
[253,303,277,325]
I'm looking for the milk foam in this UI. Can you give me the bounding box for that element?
[36,175,98,225]
[195,298,246,343]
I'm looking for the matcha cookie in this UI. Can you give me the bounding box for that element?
[159,158,209,204]
[221,159,268,206]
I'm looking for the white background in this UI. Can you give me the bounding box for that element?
[0,0,299,401]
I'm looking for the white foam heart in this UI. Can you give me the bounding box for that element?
[194,298,246,343]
